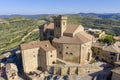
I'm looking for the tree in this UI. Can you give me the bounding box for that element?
[98,35,116,45]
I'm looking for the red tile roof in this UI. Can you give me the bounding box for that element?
[53,31,93,44]
[20,40,56,51]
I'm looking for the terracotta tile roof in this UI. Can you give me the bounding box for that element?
[40,41,56,52]
[20,40,56,51]
[103,45,119,53]
[112,41,120,52]
[53,36,80,44]
[64,24,80,34]
[20,41,40,50]
[53,32,92,44]
[76,31,93,42]
[92,41,120,53]
[44,23,83,35]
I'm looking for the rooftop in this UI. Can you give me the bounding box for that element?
[20,41,40,50]
[53,31,93,44]
[63,24,81,35]
[20,40,56,51]
[111,67,120,74]
[40,41,56,52]
[92,41,120,53]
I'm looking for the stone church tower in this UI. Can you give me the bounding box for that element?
[54,15,67,38]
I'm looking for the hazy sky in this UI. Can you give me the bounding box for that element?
[0,0,120,14]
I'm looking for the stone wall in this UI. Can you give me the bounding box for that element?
[63,44,80,63]
[48,64,102,76]
[112,73,120,80]
[53,41,92,64]
[22,48,39,73]
[39,49,57,71]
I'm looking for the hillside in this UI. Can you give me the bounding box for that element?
[0,16,46,54]
[67,15,120,36]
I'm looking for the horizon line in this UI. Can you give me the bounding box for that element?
[1,12,120,15]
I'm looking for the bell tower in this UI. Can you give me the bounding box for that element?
[54,15,67,38]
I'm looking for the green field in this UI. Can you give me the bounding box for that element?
[0,16,46,54]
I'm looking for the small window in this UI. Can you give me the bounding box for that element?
[58,22,61,27]
[110,53,116,56]
[66,52,68,54]
[58,46,60,48]
[111,57,113,60]
[12,77,14,79]
[33,55,35,57]
[98,50,100,53]
[59,52,61,54]
[66,47,69,49]
[50,55,53,57]
[70,53,73,55]
[94,53,96,55]
[52,61,55,64]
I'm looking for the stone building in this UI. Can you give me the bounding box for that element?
[52,15,93,64]
[38,41,57,71]
[20,40,57,73]
[39,15,93,64]
[85,28,105,39]
[92,41,120,63]
[39,23,54,41]
[21,41,40,73]
[6,63,22,80]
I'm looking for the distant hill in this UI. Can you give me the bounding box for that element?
[0,14,49,19]
[1,13,120,19]
[78,13,120,20]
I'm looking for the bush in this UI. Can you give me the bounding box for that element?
[98,35,116,45]
[89,58,96,64]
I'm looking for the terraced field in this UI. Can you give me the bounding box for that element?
[0,16,45,54]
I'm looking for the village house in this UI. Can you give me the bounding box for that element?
[20,40,57,73]
[92,41,120,63]
[85,28,105,39]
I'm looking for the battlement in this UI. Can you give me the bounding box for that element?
[54,15,67,20]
